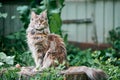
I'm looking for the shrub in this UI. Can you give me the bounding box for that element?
[108,27,120,58]
[0,0,120,80]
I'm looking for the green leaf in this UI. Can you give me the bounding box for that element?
[0,13,7,18]
[17,6,28,14]
[6,35,15,39]
[2,13,7,18]
[0,62,4,66]
[50,9,60,13]
[49,13,62,35]
[0,52,15,65]
[11,15,16,19]
[5,56,15,65]
[39,5,46,10]
[0,52,7,60]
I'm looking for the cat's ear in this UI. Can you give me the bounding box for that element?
[31,11,37,19]
[40,10,47,19]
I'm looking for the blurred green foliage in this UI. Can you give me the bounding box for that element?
[0,52,14,66]
[0,0,120,80]
[0,0,66,79]
[17,0,65,36]
[108,27,120,58]
[67,44,120,80]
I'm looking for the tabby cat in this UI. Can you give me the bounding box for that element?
[26,11,67,71]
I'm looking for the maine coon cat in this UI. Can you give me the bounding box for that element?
[26,10,67,71]
[26,10,107,80]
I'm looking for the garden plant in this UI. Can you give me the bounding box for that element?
[0,0,120,80]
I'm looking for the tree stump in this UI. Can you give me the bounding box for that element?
[18,66,89,80]
[64,72,89,80]
[0,66,107,80]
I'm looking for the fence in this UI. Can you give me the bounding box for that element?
[0,4,23,36]
[0,0,120,43]
[61,0,120,43]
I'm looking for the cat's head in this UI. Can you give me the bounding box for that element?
[30,10,49,31]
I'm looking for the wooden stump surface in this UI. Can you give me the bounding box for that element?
[18,66,89,80]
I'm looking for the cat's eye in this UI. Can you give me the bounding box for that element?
[43,21,47,25]
[40,20,44,23]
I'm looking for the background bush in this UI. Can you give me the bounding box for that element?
[0,0,120,80]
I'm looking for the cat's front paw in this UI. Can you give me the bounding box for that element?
[32,68,39,72]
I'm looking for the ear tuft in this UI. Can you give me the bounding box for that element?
[40,10,47,19]
[31,11,37,18]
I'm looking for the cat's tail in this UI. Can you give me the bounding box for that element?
[61,66,108,80]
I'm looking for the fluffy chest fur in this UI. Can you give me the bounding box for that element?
[27,32,49,55]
